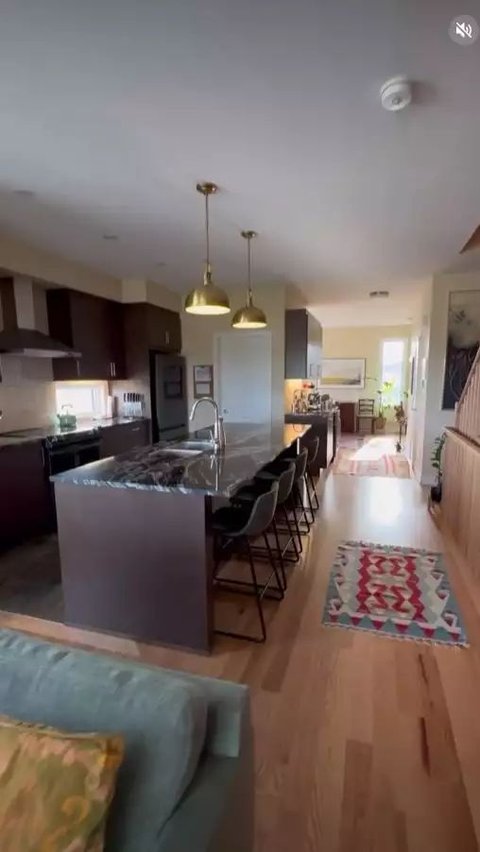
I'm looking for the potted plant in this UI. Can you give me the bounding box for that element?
[393,391,409,452]
[376,380,395,431]
[430,433,446,503]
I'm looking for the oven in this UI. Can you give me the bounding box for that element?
[43,431,101,478]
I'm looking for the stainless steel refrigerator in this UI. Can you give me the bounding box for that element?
[150,354,188,442]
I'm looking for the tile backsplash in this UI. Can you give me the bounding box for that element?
[0,355,56,432]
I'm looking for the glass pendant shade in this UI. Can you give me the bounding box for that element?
[184,182,230,316]
[232,230,267,329]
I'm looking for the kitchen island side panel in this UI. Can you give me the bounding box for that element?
[55,483,213,651]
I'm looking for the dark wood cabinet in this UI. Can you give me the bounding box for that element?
[338,402,356,433]
[100,421,150,458]
[0,442,51,546]
[123,303,182,385]
[47,289,125,381]
[285,309,323,379]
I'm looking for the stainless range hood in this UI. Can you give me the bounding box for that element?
[0,277,80,359]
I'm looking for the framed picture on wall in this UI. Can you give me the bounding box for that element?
[318,358,366,389]
[193,364,214,399]
[442,290,480,409]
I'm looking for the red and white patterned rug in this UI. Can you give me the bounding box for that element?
[333,437,411,478]
[322,541,467,646]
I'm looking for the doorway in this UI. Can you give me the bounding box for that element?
[215,330,272,423]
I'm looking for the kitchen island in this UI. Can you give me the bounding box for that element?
[52,422,309,652]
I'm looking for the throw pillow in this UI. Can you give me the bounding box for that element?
[0,714,124,852]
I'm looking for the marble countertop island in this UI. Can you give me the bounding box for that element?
[51,421,310,497]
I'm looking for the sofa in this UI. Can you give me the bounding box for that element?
[0,628,254,852]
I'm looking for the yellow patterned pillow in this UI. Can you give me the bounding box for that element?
[0,714,124,852]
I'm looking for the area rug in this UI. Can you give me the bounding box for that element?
[322,541,468,646]
[333,438,411,478]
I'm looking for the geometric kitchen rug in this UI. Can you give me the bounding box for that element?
[322,541,468,646]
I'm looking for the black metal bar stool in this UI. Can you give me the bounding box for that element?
[212,481,283,643]
[305,436,320,512]
[232,462,299,585]
[261,447,312,543]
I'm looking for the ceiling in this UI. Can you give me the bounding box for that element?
[0,0,479,326]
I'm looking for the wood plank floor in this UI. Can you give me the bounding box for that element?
[1,472,479,852]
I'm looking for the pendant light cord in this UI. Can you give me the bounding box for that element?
[247,234,252,306]
[205,192,210,272]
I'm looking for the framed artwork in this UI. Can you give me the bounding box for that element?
[193,364,214,399]
[409,337,419,411]
[319,358,366,389]
[442,290,480,409]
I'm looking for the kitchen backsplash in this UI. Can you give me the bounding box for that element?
[0,355,56,431]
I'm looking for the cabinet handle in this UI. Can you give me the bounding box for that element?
[112,362,116,378]
[76,360,80,378]
[165,331,170,346]
[131,427,140,432]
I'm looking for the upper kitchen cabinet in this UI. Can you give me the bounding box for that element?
[47,289,125,381]
[123,303,182,380]
[285,309,323,379]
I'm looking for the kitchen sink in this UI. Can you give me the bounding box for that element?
[173,440,215,452]
[156,447,204,458]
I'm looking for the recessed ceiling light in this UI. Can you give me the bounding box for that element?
[369,290,390,298]
[102,234,118,241]
[13,189,36,198]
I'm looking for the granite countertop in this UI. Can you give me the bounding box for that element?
[285,411,336,423]
[51,422,311,497]
[0,417,149,448]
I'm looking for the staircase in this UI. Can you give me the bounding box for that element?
[442,349,480,574]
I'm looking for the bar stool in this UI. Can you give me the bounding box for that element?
[212,481,283,643]
[232,462,299,586]
[305,436,320,512]
[261,447,313,540]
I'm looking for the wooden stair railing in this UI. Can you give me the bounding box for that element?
[456,346,480,444]
[442,429,480,574]
[442,350,480,573]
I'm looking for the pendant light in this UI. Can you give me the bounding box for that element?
[184,182,230,315]
[232,230,267,329]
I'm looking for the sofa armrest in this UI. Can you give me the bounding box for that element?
[156,667,250,757]
[158,748,254,852]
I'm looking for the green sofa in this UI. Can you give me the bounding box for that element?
[0,628,254,852]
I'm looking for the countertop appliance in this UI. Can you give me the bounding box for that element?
[150,353,188,442]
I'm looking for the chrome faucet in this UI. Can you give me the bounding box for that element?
[189,397,226,453]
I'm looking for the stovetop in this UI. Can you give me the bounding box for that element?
[1,426,101,445]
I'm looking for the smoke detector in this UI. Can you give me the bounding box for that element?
[380,76,412,112]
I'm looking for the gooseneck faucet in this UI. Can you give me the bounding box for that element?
[189,397,226,453]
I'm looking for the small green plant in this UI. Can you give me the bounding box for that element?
[377,380,396,417]
[431,433,446,483]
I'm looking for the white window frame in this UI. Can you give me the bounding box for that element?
[379,338,408,405]
[55,381,108,419]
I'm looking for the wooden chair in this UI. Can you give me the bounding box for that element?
[356,399,376,434]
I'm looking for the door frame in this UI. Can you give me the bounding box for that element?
[214,329,273,422]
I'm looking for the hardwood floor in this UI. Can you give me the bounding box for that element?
[1,472,479,852]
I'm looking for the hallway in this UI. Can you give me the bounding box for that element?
[1,472,478,852]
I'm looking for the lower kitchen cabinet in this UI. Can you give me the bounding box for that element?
[0,442,51,546]
[100,420,151,458]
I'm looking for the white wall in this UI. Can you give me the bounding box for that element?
[0,232,121,300]
[0,283,56,430]
[121,278,181,313]
[405,279,432,481]
[420,271,480,485]
[182,282,286,430]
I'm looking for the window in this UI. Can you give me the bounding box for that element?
[380,340,405,404]
[55,382,108,419]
